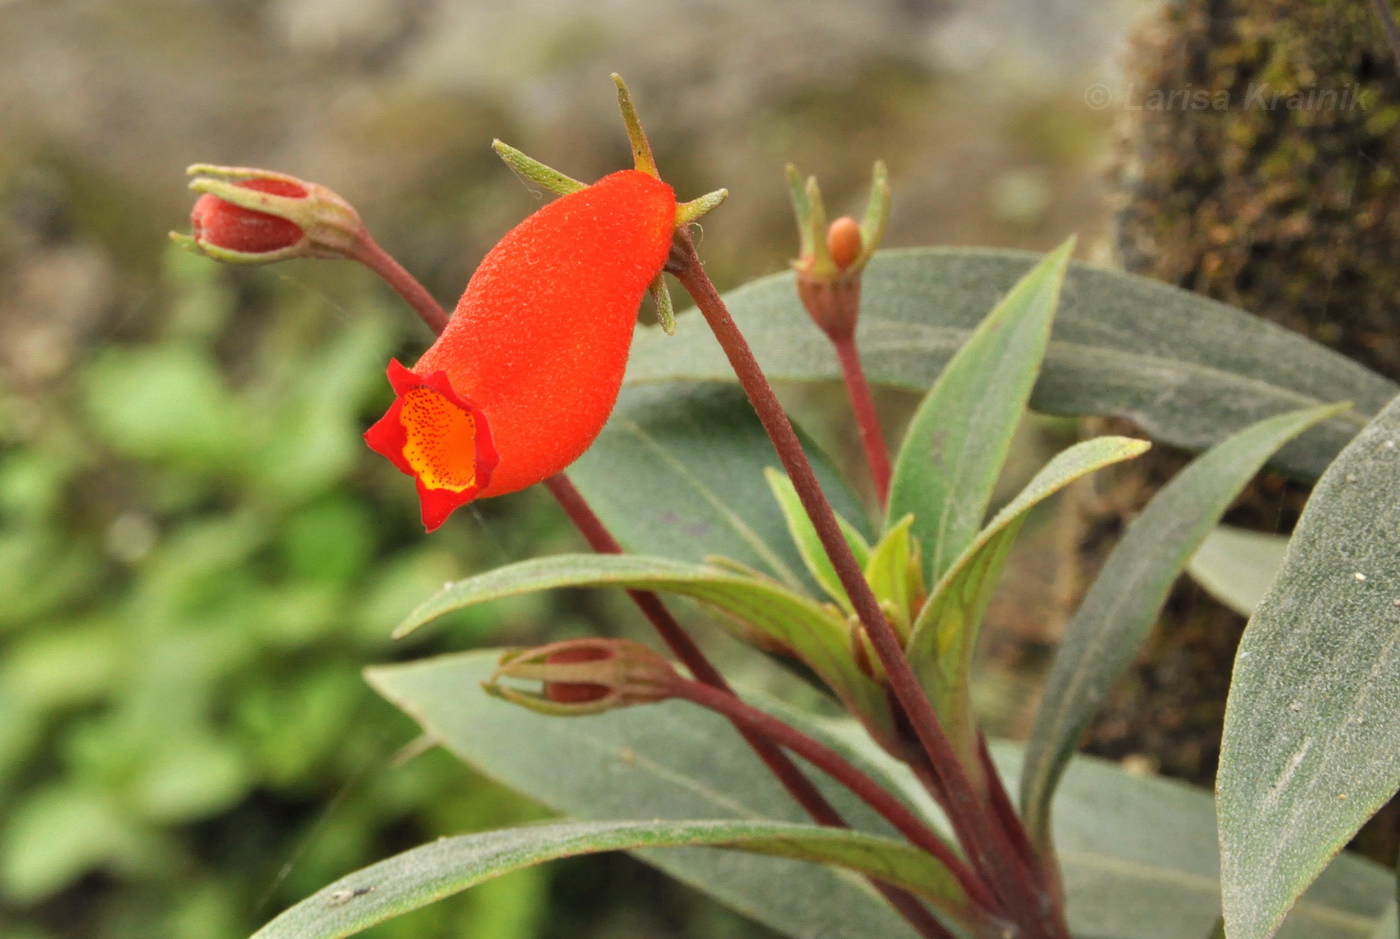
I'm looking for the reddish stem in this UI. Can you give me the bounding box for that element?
[671,677,1002,925]
[978,733,1063,911]
[669,230,1064,938]
[352,236,451,335]
[832,335,892,506]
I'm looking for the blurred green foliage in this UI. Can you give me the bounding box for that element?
[0,247,573,939]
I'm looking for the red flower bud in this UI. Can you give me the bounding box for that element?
[191,179,306,255]
[365,169,677,531]
[174,165,367,265]
[485,638,680,717]
[542,645,613,705]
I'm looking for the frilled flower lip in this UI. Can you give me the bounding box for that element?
[364,359,500,531]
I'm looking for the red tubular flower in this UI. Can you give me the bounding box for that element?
[365,169,677,531]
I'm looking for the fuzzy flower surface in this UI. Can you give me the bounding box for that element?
[190,179,307,256]
[365,169,676,530]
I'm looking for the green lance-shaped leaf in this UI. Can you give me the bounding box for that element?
[1021,402,1348,849]
[1218,393,1400,939]
[249,818,970,939]
[627,248,1393,483]
[763,467,870,616]
[905,436,1150,767]
[395,554,894,747]
[1187,525,1290,618]
[887,239,1072,584]
[570,383,870,598]
[370,651,1392,939]
[862,515,921,638]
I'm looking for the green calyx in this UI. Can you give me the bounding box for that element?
[787,160,890,278]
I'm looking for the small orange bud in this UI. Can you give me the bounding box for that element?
[365,170,677,531]
[826,216,863,271]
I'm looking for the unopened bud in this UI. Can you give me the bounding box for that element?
[786,162,890,342]
[485,638,679,717]
[827,216,863,271]
[542,645,614,705]
[172,165,368,265]
[191,178,306,255]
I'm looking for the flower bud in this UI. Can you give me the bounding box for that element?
[191,179,306,255]
[787,162,890,342]
[826,216,863,271]
[172,165,367,264]
[485,638,679,716]
[365,169,677,531]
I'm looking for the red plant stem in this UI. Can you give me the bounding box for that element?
[352,236,451,335]
[976,734,1040,874]
[832,335,892,506]
[671,677,1001,922]
[669,230,1062,937]
[977,733,1064,912]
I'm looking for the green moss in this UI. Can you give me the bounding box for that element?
[1113,0,1400,379]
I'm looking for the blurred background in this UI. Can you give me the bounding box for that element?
[9,0,1364,936]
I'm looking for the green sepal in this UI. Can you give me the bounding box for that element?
[648,273,676,334]
[490,139,585,196]
[675,188,729,227]
[611,73,659,178]
[857,161,890,268]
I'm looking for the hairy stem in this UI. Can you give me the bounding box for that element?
[670,229,1062,937]
[832,334,892,506]
[352,236,451,334]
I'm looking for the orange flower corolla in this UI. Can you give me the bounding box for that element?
[365,169,676,531]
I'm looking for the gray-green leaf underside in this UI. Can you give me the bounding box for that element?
[1021,403,1346,847]
[1219,392,1400,939]
[627,248,1394,482]
[569,383,870,595]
